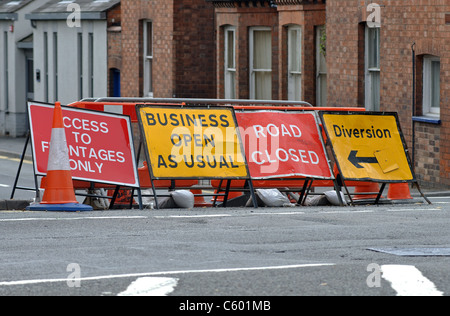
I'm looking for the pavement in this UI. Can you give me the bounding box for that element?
[0,136,32,161]
[1,135,449,211]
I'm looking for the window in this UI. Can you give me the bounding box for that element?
[250,27,272,100]
[287,25,302,101]
[78,33,83,100]
[53,32,58,101]
[365,26,380,111]
[224,26,236,99]
[423,55,440,116]
[88,33,94,98]
[44,32,49,102]
[316,26,327,106]
[3,31,8,111]
[143,21,153,97]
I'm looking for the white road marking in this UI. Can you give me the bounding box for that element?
[0,184,10,188]
[0,216,147,222]
[381,265,444,296]
[0,263,335,287]
[118,277,179,296]
[154,214,231,219]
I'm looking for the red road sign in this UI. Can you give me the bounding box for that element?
[235,111,333,179]
[28,102,139,187]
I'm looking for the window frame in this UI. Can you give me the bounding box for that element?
[224,26,236,99]
[249,26,272,100]
[143,20,153,98]
[287,25,302,101]
[365,25,381,111]
[422,55,441,117]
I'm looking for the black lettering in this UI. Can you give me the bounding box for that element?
[158,155,167,168]
[384,129,392,138]
[169,114,180,126]
[220,115,230,127]
[206,156,217,168]
[183,134,192,146]
[168,155,178,168]
[204,135,215,147]
[366,129,373,138]
[171,134,182,147]
[157,113,168,126]
[220,156,229,168]
[209,115,218,127]
[193,134,203,147]
[229,156,239,168]
[184,155,195,168]
[376,129,383,138]
[198,114,208,127]
[186,115,197,127]
[333,125,342,137]
[196,155,206,168]
[146,113,156,126]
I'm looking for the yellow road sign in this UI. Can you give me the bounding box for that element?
[137,106,249,179]
[320,112,415,182]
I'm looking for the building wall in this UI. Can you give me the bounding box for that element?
[0,0,49,137]
[32,20,108,105]
[326,0,450,188]
[213,2,325,103]
[215,5,278,99]
[121,0,215,99]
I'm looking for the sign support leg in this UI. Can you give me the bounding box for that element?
[375,183,386,205]
[222,180,232,208]
[247,178,258,208]
[10,132,40,201]
[414,181,432,205]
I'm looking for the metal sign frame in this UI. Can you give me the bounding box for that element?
[136,104,258,208]
[319,111,431,205]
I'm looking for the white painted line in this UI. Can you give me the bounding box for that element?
[154,214,231,219]
[386,208,442,212]
[0,263,335,287]
[118,277,178,296]
[0,216,148,222]
[250,212,305,216]
[381,265,444,296]
[0,184,10,188]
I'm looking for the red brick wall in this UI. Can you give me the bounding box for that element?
[121,0,215,99]
[121,0,175,98]
[327,0,450,188]
[213,3,325,103]
[173,0,216,98]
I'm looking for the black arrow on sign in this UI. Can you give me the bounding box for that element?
[348,150,378,169]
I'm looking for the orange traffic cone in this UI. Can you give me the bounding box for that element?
[191,189,213,207]
[27,102,92,212]
[353,182,381,200]
[387,183,413,200]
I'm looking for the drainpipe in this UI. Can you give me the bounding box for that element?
[411,42,416,172]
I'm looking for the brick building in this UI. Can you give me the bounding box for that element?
[207,0,327,104]
[326,0,449,188]
[120,0,216,99]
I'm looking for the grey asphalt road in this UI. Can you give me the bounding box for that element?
[0,198,449,297]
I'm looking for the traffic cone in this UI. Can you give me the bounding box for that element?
[353,181,381,200]
[27,102,92,212]
[387,183,413,200]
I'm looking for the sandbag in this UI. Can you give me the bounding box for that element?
[171,190,195,208]
[256,189,291,207]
